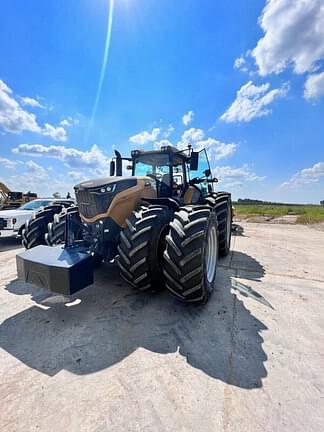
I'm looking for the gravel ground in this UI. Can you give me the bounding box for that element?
[0,223,323,432]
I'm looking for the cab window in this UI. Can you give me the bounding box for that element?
[134,154,170,179]
[189,149,211,196]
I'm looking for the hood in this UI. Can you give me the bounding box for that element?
[74,176,129,190]
[0,209,31,218]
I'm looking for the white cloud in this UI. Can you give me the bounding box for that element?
[42,123,67,142]
[178,128,205,149]
[68,171,86,181]
[304,72,324,101]
[0,79,42,134]
[4,162,78,198]
[60,119,71,127]
[129,127,161,145]
[13,143,110,171]
[213,164,265,188]
[195,138,237,162]
[11,160,50,193]
[177,128,237,163]
[60,116,79,127]
[20,96,45,109]
[234,56,245,69]
[280,162,324,188]
[220,80,289,123]
[300,162,324,179]
[0,79,67,141]
[25,160,47,176]
[0,157,18,169]
[251,0,324,77]
[0,80,11,94]
[234,56,249,73]
[164,124,174,137]
[182,110,194,126]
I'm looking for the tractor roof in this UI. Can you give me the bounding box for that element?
[131,146,190,165]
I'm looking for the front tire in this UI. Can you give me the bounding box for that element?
[163,205,219,304]
[45,205,81,245]
[45,205,102,268]
[22,205,64,249]
[117,205,173,291]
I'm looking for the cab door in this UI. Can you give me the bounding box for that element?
[184,149,212,204]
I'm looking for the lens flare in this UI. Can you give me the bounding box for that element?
[88,0,115,139]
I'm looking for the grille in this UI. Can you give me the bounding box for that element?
[75,179,137,221]
[0,218,7,230]
[75,189,103,219]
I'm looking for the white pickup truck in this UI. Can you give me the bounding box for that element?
[0,198,74,237]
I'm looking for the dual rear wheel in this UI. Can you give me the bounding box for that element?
[117,194,232,304]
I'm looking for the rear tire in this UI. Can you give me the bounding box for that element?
[205,193,232,256]
[117,205,173,291]
[163,205,218,304]
[22,205,64,249]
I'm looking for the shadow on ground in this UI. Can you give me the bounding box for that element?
[0,235,22,252]
[0,251,268,389]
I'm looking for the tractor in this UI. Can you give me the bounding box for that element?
[17,145,232,304]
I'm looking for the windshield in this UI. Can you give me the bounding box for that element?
[134,154,170,180]
[19,200,51,210]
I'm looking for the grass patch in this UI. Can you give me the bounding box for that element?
[234,204,324,224]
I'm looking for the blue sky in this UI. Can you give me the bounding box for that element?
[0,0,324,203]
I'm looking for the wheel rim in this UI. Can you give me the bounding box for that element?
[205,225,218,283]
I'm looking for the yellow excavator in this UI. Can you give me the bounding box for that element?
[0,182,37,210]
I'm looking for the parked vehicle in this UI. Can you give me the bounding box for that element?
[0,198,74,237]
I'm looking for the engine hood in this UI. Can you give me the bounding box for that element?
[74,176,156,223]
[74,177,134,191]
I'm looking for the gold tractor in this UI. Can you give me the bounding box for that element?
[17,146,232,304]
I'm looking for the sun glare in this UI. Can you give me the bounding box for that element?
[88,0,115,139]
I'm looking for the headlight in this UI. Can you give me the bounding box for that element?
[92,184,116,195]
[6,218,16,228]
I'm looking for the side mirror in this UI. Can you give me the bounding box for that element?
[109,160,115,176]
[204,169,211,177]
[190,152,199,171]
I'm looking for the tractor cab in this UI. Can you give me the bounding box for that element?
[132,147,189,198]
[110,145,217,204]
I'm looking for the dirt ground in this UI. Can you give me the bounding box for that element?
[0,223,324,432]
